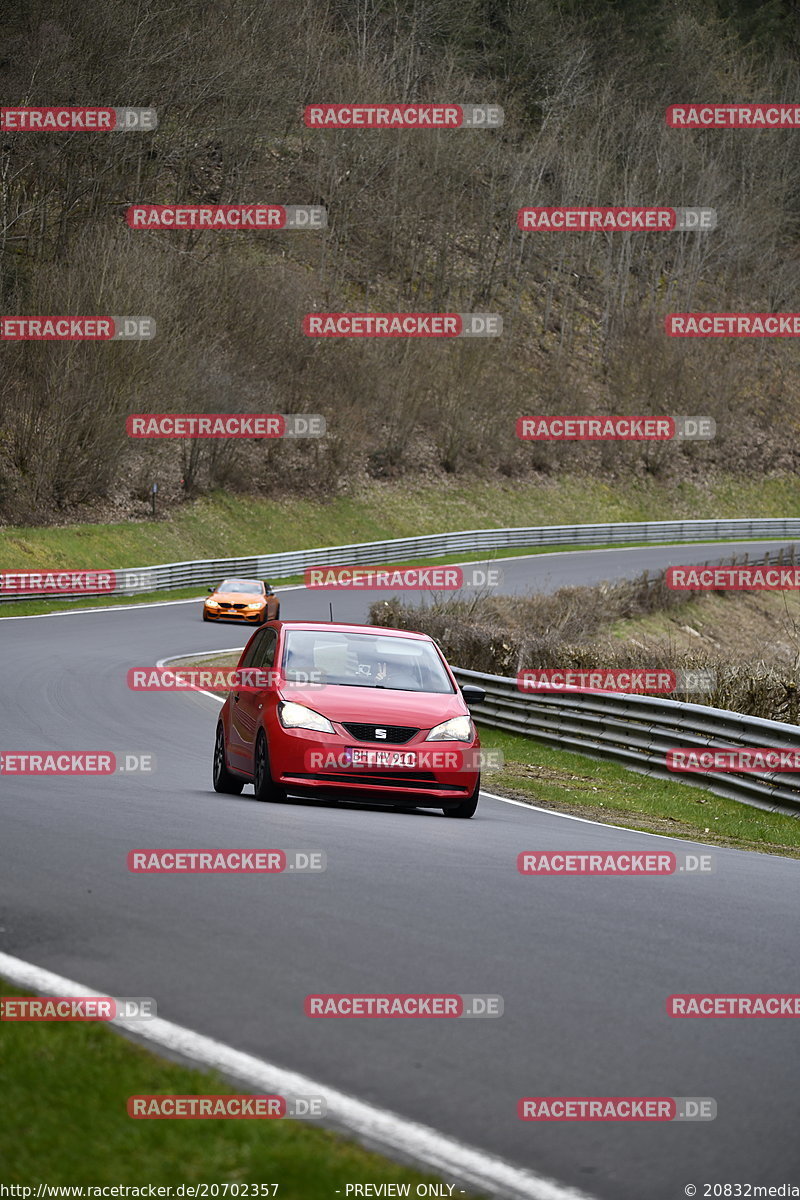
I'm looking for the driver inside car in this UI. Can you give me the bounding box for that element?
[373,657,418,689]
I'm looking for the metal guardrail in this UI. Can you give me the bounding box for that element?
[453,667,800,817]
[3,516,800,600]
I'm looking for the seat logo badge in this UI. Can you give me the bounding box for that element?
[375,728,387,739]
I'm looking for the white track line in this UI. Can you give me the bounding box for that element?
[478,789,742,851]
[0,952,594,1200]
[0,584,307,621]
[0,595,206,619]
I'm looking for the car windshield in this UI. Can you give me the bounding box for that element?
[218,579,264,594]
[281,630,454,693]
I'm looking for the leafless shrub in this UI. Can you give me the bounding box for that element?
[3,0,800,521]
[371,563,800,723]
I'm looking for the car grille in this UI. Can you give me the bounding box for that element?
[218,602,249,610]
[342,722,419,744]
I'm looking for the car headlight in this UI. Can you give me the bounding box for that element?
[426,715,473,742]
[278,701,335,734]
[206,599,219,607]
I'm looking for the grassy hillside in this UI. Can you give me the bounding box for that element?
[2,0,800,524]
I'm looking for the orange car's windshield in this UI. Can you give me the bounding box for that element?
[217,579,264,594]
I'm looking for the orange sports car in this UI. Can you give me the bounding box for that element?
[203,577,280,625]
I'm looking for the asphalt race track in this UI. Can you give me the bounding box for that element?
[1,541,799,1199]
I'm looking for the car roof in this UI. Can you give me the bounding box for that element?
[273,620,431,641]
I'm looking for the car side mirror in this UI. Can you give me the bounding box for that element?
[207,586,215,593]
[460,683,486,706]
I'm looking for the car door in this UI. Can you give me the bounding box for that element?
[228,628,277,770]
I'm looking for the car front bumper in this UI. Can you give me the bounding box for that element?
[271,727,479,804]
[204,606,265,623]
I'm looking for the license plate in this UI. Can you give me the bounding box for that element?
[347,746,417,769]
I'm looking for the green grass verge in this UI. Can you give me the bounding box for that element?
[477,727,800,857]
[0,979,478,1196]
[2,474,799,571]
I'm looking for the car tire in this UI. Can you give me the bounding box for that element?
[442,775,480,819]
[202,610,210,621]
[253,730,287,803]
[213,725,243,794]
[274,603,281,620]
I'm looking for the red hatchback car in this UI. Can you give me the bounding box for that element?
[212,621,485,817]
